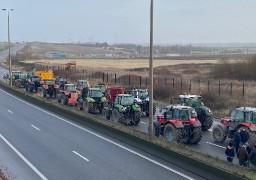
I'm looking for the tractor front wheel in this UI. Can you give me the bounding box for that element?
[88,103,94,113]
[212,125,227,143]
[163,124,182,142]
[188,127,203,144]
[202,115,213,131]
[61,97,68,105]
[110,109,121,123]
[132,111,141,125]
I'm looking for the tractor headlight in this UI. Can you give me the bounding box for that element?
[208,109,212,114]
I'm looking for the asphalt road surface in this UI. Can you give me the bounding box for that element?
[0,88,208,180]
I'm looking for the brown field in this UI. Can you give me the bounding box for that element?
[22,59,220,69]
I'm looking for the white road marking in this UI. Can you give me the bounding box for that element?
[206,142,226,149]
[0,133,48,180]
[208,129,212,132]
[72,151,89,162]
[0,89,195,180]
[7,109,13,114]
[140,122,146,124]
[31,125,41,131]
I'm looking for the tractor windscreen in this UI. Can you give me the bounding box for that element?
[32,77,40,82]
[77,81,88,88]
[89,90,103,98]
[66,85,75,91]
[59,77,67,82]
[45,80,55,85]
[19,74,27,79]
[245,112,256,123]
[121,96,134,106]
[138,90,148,99]
[179,109,191,120]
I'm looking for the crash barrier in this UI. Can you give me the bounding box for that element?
[0,82,252,180]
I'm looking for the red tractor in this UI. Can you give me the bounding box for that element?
[57,84,78,105]
[153,105,202,144]
[41,79,59,98]
[212,107,256,145]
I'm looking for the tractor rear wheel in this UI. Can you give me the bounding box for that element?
[188,127,203,144]
[212,125,227,143]
[110,108,121,123]
[132,111,141,125]
[163,124,182,142]
[61,97,68,105]
[202,115,213,131]
[43,89,47,98]
[88,103,94,113]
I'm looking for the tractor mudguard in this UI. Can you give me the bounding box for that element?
[132,103,141,111]
[100,97,107,103]
[86,97,95,103]
[200,106,212,116]
[169,120,184,128]
[115,104,125,112]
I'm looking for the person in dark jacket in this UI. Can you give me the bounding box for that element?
[225,143,235,163]
[234,129,241,153]
[250,144,256,167]
[237,145,249,167]
[240,128,249,144]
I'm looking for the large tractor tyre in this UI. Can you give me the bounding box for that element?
[238,126,256,145]
[188,127,203,144]
[153,103,156,116]
[163,124,182,142]
[201,115,213,131]
[43,89,47,98]
[102,108,110,120]
[25,84,28,92]
[110,108,121,123]
[212,125,227,143]
[131,111,141,125]
[153,123,160,137]
[61,97,68,105]
[29,85,33,93]
[48,89,53,98]
[88,103,94,113]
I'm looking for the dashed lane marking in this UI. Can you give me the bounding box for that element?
[140,122,146,124]
[31,125,41,131]
[7,109,13,114]
[206,142,225,149]
[72,151,89,162]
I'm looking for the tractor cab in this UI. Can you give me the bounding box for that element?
[11,70,21,79]
[115,94,134,106]
[64,84,76,92]
[76,80,89,90]
[178,95,203,108]
[88,88,104,99]
[93,83,107,94]
[132,89,149,100]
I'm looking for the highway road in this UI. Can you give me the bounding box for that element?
[0,88,208,180]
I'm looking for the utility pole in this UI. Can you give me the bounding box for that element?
[2,8,14,86]
[148,0,154,138]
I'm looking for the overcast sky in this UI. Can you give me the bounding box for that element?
[1,0,256,44]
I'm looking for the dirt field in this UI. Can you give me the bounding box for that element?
[22,59,220,69]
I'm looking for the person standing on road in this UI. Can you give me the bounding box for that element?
[240,128,249,144]
[237,145,250,167]
[250,144,256,168]
[234,129,241,153]
[225,143,235,163]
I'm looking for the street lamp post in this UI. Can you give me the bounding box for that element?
[148,0,154,138]
[2,8,14,86]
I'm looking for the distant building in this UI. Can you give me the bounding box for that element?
[47,52,66,59]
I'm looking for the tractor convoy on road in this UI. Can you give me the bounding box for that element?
[6,69,256,146]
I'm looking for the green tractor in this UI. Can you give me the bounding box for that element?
[77,88,107,113]
[13,73,27,88]
[178,95,213,131]
[102,94,141,125]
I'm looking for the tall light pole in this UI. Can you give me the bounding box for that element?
[2,8,14,86]
[148,0,154,138]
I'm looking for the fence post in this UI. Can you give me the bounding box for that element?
[103,73,105,83]
[208,80,210,92]
[129,75,130,87]
[189,79,191,93]
[140,76,142,87]
[172,78,175,88]
[219,81,221,95]
[165,78,167,85]
[146,77,148,87]
[124,75,126,85]
[180,78,182,93]
[199,79,201,93]
[115,73,116,84]
[107,73,109,83]
[230,82,232,96]
[243,82,245,97]
[92,71,94,79]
